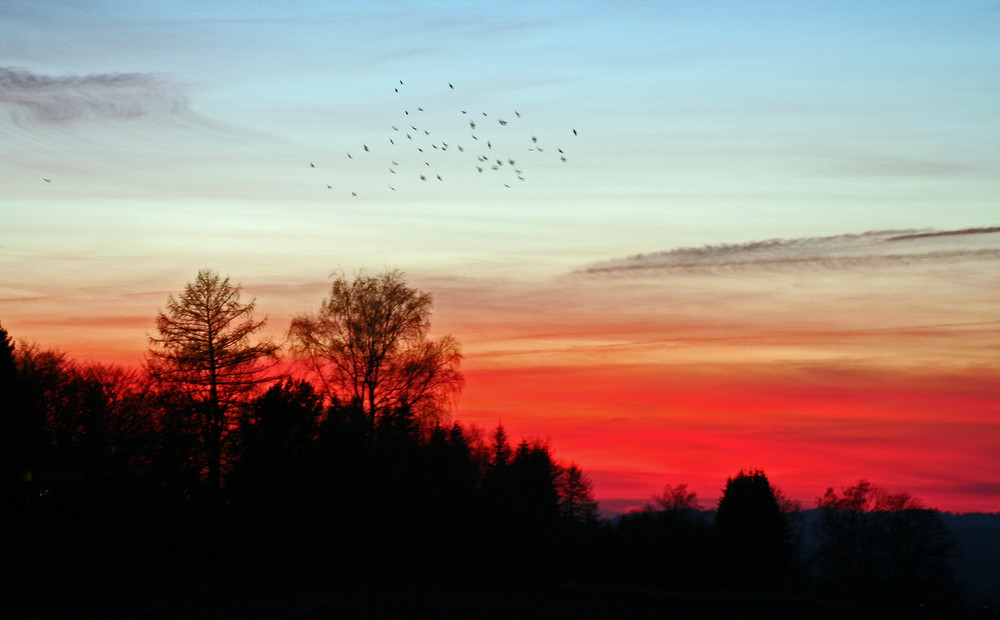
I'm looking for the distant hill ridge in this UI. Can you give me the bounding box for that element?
[602,503,1000,608]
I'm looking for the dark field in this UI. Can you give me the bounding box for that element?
[2,520,989,619]
[1,567,978,619]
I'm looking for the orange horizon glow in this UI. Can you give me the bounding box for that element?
[4,231,998,514]
[6,326,997,514]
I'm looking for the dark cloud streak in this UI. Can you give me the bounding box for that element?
[0,67,190,126]
[886,227,1000,242]
[576,228,1000,277]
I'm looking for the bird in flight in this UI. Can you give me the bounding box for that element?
[309,162,314,168]
[42,178,51,183]
[338,79,578,195]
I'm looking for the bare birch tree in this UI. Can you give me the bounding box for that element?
[287,268,463,446]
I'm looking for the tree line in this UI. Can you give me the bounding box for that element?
[0,268,965,610]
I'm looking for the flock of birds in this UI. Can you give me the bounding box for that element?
[37,81,575,195]
[311,80,576,197]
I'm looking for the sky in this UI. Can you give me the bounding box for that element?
[2,0,999,513]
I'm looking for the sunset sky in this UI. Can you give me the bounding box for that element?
[2,1,999,512]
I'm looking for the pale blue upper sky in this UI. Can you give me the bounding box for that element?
[2,0,999,334]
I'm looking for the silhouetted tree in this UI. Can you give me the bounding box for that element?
[1,332,61,515]
[288,269,463,450]
[0,321,15,401]
[46,363,158,513]
[0,322,33,461]
[416,422,479,568]
[1,346,165,517]
[147,269,279,506]
[772,486,807,586]
[490,422,511,470]
[557,463,599,526]
[477,433,561,572]
[229,379,323,512]
[0,322,18,513]
[140,383,204,511]
[652,483,700,519]
[815,479,957,606]
[714,469,791,589]
[8,343,69,462]
[609,482,711,586]
[509,440,560,545]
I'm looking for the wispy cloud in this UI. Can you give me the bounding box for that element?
[885,227,1000,242]
[575,228,1000,276]
[0,67,191,126]
[824,153,985,178]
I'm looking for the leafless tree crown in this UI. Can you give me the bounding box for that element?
[288,268,463,434]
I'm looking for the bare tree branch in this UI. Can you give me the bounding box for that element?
[288,268,463,446]
[147,269,279,504]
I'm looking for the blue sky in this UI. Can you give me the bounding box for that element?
[5,2,997,264]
